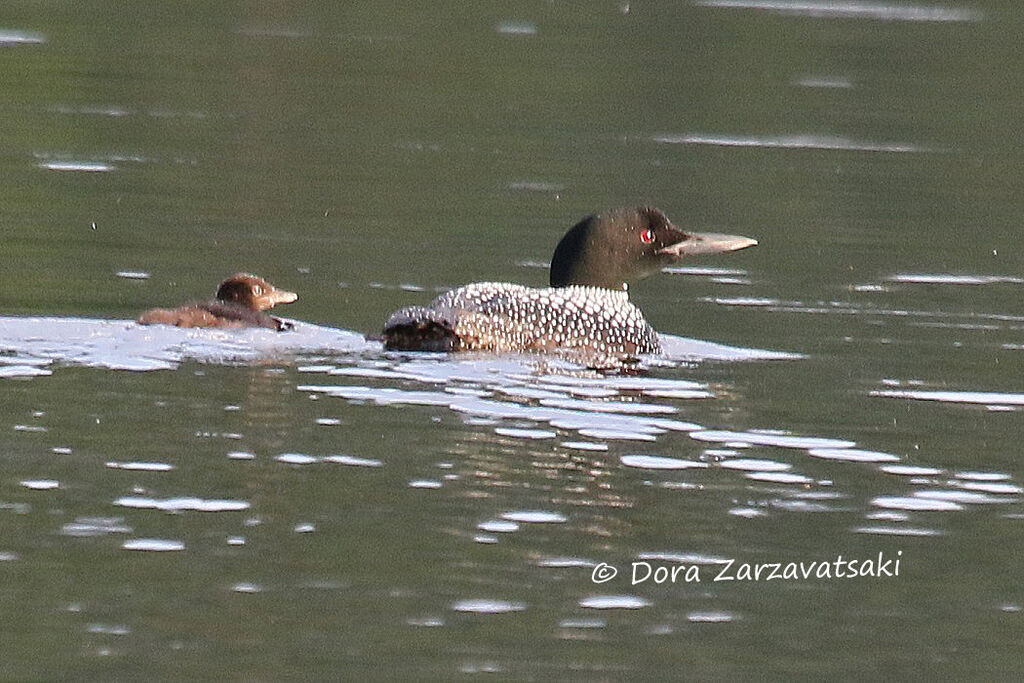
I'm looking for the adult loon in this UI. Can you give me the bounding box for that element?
[137,273,297,331]
[381,207,756,364]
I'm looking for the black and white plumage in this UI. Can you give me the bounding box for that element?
[382,207,756,366]
[385,283,660,356]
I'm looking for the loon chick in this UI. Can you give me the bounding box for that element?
[382,207,756,363]
[137,273,297,331]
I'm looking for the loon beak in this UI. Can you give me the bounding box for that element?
[260,286,298,309]
[659,231,758,258]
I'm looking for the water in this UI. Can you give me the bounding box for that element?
[2,0,1023,678]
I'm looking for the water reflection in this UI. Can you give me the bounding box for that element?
[5,315,1019,538]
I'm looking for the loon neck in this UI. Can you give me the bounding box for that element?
[554,282,628,292]
[557,283,631,298]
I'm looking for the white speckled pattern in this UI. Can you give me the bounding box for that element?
[429,282,662,357]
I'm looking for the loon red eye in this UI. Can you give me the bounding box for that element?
[639,229,655,244]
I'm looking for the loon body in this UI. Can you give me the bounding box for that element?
[384,283,660,357]
[137,273,297,331]
[382,207,756,364]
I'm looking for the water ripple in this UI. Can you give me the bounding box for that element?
[500,510,567,523]
[879,465,943,476]
[636,552,728,565]
[691,429,856,450]
[494,427,556,439]
[688,611,736,623]
[114,496,250,512]
[62,517,132,537]
[889,273,1024,285]
[21,479,59,490]
[853,526,944,537]
[914,490,1016,505]
[495,21,538,36]
[695,0,981,22]
[0,29,45,44]
[38,161,115,172]
[808,448,900,463]
[560,441,609,451]
[106,461,173,472]
[871,495,962,511]
[745,471,814,484]
[451,599,527,614]
[655,133,935,153]
[621,455,708,470]
[872,389,1024,406]
[122,538,185,551]
[718,458,792,472]
[579,595,651,610]
[537,557,598,568]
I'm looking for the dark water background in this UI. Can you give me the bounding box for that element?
[2,1,1023,678]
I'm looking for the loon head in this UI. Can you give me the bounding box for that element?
[549,206,757,291]
[215,273,298,311]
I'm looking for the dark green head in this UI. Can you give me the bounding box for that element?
[549,206,757,290]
